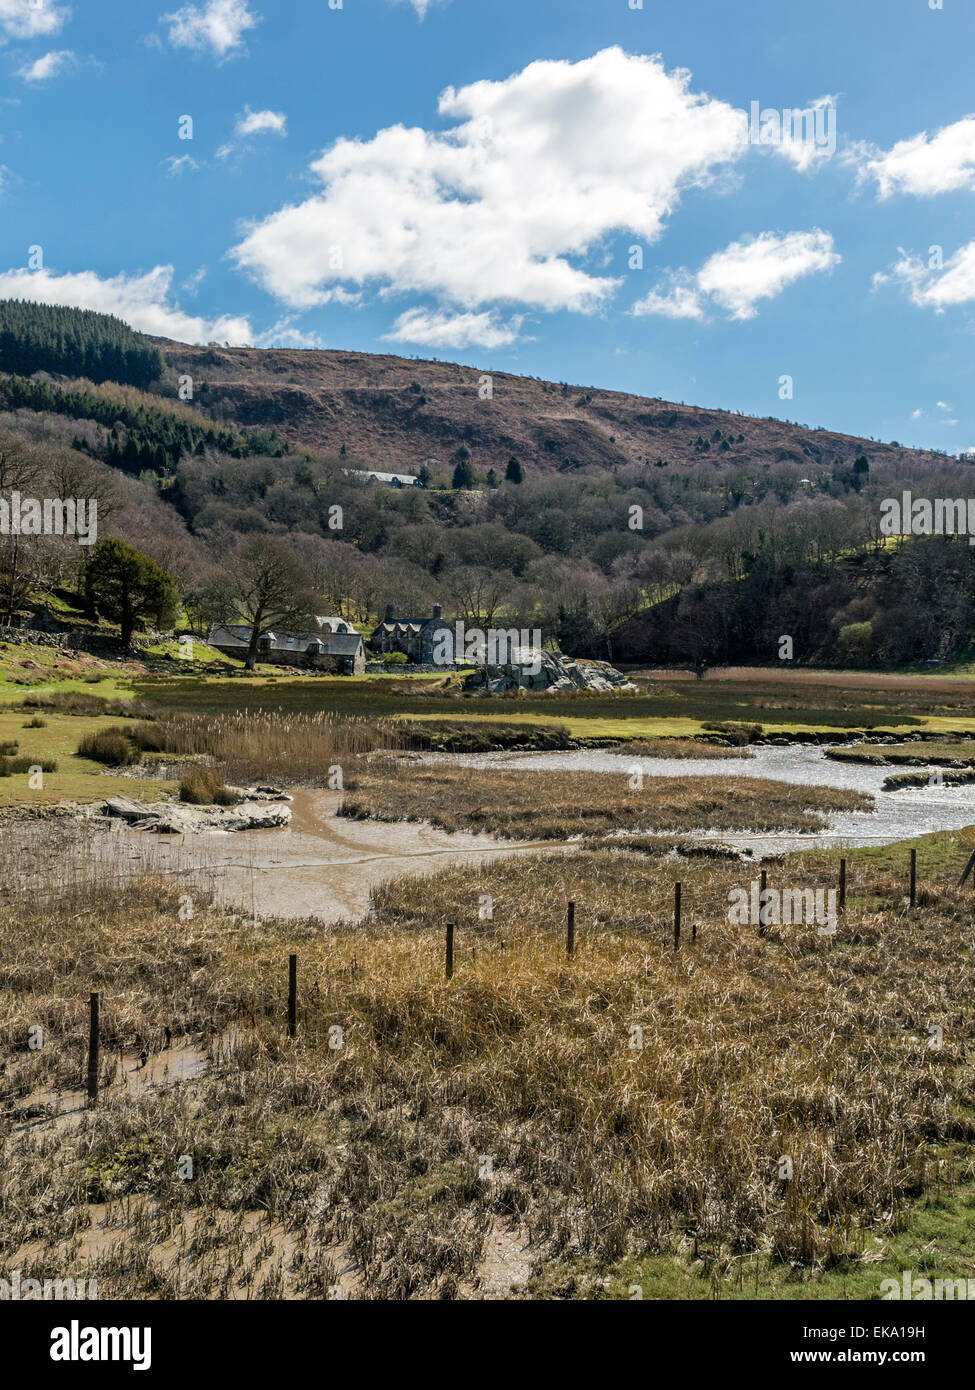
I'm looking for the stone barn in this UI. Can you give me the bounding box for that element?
[209,618,366,674]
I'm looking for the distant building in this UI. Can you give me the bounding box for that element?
[345,469,421,487]
[208,616,366,673]
[369,603,454,664]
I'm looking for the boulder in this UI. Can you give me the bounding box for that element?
[464,651,636,695]
[100,796,291,834]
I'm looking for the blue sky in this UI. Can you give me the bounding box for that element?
[1,0,975,453]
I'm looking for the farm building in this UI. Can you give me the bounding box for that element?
[345,470,421,487]
[369,603,454,664]
[208,617,366,673]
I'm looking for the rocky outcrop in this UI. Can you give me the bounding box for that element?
[463,652,637,695]
[97,792,292,833]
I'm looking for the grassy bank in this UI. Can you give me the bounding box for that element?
[134,670,975,743]
[338,763,871,839]
[826,739,975,766]
[0,699,173,808]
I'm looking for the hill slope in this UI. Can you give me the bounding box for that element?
[157,341,954,481]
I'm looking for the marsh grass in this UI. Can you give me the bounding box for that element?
[77,728,141,766]
[0,755,57,776]
[179,768,240,806]
[2,828,975,1298]
[21,691,152,719]
[129,711,395,786]
[339,763,872,839]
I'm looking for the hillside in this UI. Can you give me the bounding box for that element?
[157,340,954,482]
[1,303,973,669]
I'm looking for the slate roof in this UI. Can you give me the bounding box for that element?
[209,624,363,656]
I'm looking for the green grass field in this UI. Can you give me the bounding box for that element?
[132,670,975,742]
[0,706,176,807]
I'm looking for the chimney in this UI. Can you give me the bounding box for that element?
[432,603,442,621]
[385,602,395,622]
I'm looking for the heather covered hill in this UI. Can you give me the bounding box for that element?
[155,339,956,485]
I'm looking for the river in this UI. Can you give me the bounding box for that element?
[437,744,975,856]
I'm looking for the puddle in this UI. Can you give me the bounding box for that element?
[9,1031,244,1136]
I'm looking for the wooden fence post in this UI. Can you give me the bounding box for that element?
[287,953,297,1038]
[957,849,975,889]
[567,901,575,958]
[910,850,917,910]
[445,923,455,981]
[86,989,99,1105]
[759,868,768,930]
[839,858,846,913]
[674,882,681,950]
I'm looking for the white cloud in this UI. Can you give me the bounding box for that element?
[878,240,975,311]
[634,230,840,322]
[384,307,523,350]
[253,317,324,349]
[16,49,74,82]
[231,47,747,325]
[911,408,923,420]
[161,0,258,60]
[630,271,705,321]
[391,0,447,17]
[235,106,286,137]
[218,105,287,159]
[853,115,975,198]
[163,154,200,176]
[698,231,840,318]
[0,265,253,343]
[0,0,69,41]
[765,95,839,173]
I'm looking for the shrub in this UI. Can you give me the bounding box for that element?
[0,756,57,776]
[21,692,152,718]
[23,691,107,716]
[76,728,140,765]
[837,620,873,662]
[381,650,409,666]
[178,767,240,806]
[22,717,46,728]
[0,741,18,756]
[701,721,764,744]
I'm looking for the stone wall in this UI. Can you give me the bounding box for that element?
[0,625,127,657]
